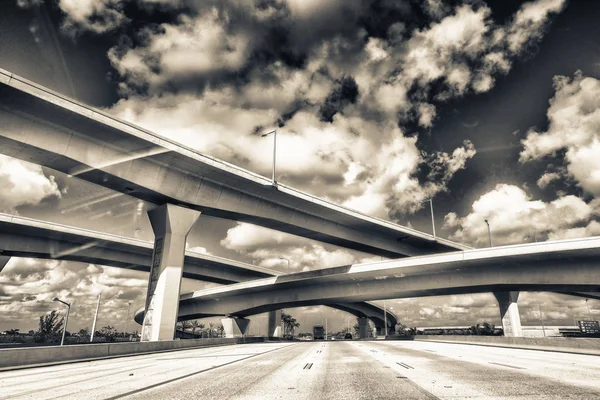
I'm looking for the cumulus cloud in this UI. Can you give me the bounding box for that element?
[444,184,598,247]
[521,72,600,197]
[0,155,61,212]
[0,258,147,332]
[220,222,363,272]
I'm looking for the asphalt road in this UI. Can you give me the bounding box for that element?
[1,340,600,399]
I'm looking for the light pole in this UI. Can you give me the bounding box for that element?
[429,199,436,238]
[53,297,71,346]
[261,129,277,185]
[586,299,593,321]
[279,257,290,273]
[539,305,546,337]
[124,301,131,339]
[484,219,493,247]
[383,299,387,338]
[90,294,100,343]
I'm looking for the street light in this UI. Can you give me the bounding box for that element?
[427,199,436,238]
[484,219,493,247]
[586,299,593,321]
[383,299,387,338]
[124,301,131,339]
[261,129,277,185]
[279,257,290,273]
[53,297,71,346]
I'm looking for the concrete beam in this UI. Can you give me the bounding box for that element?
[493,291,522,337]
[141,204,200,341]
[0,213,278,284]
[267,310,282,338]
[221,317,250,338]
[357,317,369,339]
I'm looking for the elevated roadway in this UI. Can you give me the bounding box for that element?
[0,213,396,328]
[176,237,600,319]
[0,68,468,258]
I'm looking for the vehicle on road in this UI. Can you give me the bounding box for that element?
[344,333,352,340]
[313,324,325,340]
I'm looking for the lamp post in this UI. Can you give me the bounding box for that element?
[261,129,277,185]
[124,301,131,339]
[90,294,100,343]
[484,219,493,247]
[53,297,71,346]
[383,299,387,338]
[428,199,436,238]
[586,299,593,321]
[279,257,290,273]
[539,304,546,337]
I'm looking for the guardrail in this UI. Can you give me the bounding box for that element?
[0,337,266,370]
[414,335,600,355]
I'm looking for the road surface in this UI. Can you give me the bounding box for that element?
[1,340,600,399]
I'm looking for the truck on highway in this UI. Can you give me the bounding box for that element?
[313,324,325,340]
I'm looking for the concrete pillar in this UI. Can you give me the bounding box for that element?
[0,256,10,273]
[358,317,369,339]
[141,204,201,342]
[221,317,251,338]
[267,310,282,338]
[493,291,522,337]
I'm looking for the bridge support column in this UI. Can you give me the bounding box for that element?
[141,204,201,342]
[221,317,251,338]
[494,291,522,337]
[358,317,369,339]
[267,310,282,338]
[0,256,10,273]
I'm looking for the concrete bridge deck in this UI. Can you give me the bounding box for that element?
[0,68,468,258]
[177,236,600,319]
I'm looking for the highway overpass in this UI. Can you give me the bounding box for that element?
[0,213,396,335]
[175,237,600,337]
[0,68,467,258]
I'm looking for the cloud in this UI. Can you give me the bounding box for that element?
[521,72,600,197]
[220,222,362,272]
[0,258,148,332]
[0,155,61,212]
[444,184,597,246]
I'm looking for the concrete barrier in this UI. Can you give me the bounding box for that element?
[415,335,600,355]
[0,337,266,370]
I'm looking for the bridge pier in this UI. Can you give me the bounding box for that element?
[358,317,370,339]
[494,291,522,337]
[141,204,201,342]
[267,310,282,338]
[221,317,251,338]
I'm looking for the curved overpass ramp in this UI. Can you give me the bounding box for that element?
[0,213,396,328]
[176,237,600,319]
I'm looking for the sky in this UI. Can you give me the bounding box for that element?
[0,0,599,334]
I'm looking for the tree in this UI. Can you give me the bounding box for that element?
[191,320,205,337]
[5,328,19,335]
[34,310,64,343]
[469,322,497,336]
[176,320,193,332]
[281,312,300,337]
[98,326,118,342]
[395,323,417,336]
[216,324,224,338]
